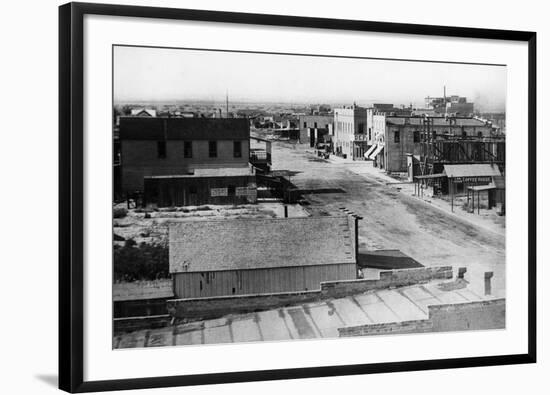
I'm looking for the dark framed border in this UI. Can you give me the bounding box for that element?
[59,2,537,392]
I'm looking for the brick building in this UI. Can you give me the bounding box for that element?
[119,117,251,194]
[169,215,359,298]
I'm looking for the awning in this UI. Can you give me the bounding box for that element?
[468,184,496,192]
[364,144,377,159]
[443,164,501,178]
[369,145,384,160]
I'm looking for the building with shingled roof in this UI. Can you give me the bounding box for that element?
[169,215,359,298]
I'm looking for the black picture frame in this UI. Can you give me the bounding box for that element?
[59,2,537,393]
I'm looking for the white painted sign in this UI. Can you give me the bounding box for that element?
[210,188,228,197]
[236,187,256,197]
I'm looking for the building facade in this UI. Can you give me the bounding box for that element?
[298,115,334,145]
[333,105,368,160]
[143,167,257,207]
[425,94,474,116]
[169,216,358,298]
[119,117,251,193]
[381,116,497,173]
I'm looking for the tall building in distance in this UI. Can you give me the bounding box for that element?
[425,87,474,116]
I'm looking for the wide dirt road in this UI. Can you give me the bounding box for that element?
[271,142,505,296]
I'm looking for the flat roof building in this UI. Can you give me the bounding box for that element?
[371,116,498,173]
[298,114,334,146]
[119,117,251,194]
[334,104,368,160]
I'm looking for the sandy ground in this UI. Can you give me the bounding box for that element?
[272,142,505,296]
[113,202,309,246]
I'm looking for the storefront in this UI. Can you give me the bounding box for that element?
[443,164,502,212]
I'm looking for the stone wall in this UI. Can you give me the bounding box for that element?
[339,319,433,336]
[167,290,321,320]
[338,298,505,337]
[321,266,453,299]
[430,298,505,332]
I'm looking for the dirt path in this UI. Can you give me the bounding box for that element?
[271,142,505,296]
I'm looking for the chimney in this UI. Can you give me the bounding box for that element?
[339,207,362,262]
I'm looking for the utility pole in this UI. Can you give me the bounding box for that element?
[443,85,447,117]
[226,90,229,118]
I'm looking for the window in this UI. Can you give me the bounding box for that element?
[462,130,467,138]
[208,141,217,158]
[233,141,242,158]
[413,131,420,143]
[183,141,192,158]
[358,123,365,133]
[478,131,483,138]
[228,185,235,195]
[157,141,166,158]
[394,131,400,143]
[314,122,317,128]
[303,121,307,128]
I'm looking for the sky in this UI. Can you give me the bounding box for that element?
[114,45,507,111]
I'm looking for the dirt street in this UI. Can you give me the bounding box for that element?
[271,142,505,296]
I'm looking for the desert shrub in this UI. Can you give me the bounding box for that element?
[114,240,169,281]
[113,207,128,218]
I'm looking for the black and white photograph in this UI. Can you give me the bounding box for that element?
[112,45,507,348]
[1,0,545,393]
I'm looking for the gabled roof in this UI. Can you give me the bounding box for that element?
[169,216,356,273]
[443,164,502,178]
[119,117,250,140]
[130,108,156,117]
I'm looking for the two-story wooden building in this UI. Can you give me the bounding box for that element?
[376,116,498,173]
[119,117,256,206]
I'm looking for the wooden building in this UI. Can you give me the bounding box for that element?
[298,115,334,145]
[169,216,359,298]
[413,163,503,213]
[144,167,257,207]
[119,117,251,193]
[368,116,498,173]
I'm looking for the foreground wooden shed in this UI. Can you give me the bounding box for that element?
[169,216,358,298]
